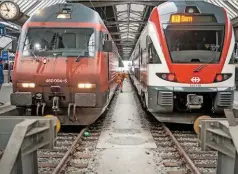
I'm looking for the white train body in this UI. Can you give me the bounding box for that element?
[130,1,236,124]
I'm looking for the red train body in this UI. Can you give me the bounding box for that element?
[11,4,121,125]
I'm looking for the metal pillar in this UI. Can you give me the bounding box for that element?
[0,116,57,174]
[199,109,238,174]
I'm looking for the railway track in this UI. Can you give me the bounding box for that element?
[132,75,218,174]
[37,86,118,174]
[37,106,113,174]
[150,122,217,174]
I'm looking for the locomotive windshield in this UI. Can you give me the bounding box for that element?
[165,26,224,63]
[22,28,96,57]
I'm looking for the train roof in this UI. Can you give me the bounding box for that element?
[26,3,105,25]
[157,0,226,24]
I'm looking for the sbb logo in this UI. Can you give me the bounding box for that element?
[191,77,200,83]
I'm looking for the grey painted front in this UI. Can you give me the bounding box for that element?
[10,90,109,108]
[147,86,234,112]
[28,3,104,25]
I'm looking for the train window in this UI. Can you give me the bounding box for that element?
[165,27,224,64]
[100,32,108,50]
[148,43,161,64]
[22,28,96,58]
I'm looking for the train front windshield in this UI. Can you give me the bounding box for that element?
[165,27,224,64]
[22,28,96,58]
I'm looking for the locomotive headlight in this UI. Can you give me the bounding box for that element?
[17,83,36,88]
[78,83,96,89]
[188,8,194,13]
[57,13,71,19]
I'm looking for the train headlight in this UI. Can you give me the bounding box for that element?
[214,73,232,83]
[78,83,96,89]
[17,83,36,88]
[156,73,177,82]
[188,8,194,13]
[57,13,71,19]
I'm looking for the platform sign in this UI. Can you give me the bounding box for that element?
[0,24,6,36]
[0,50,9,60]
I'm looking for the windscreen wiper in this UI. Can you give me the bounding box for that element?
[75,47,90,62]
[24,48,39,61]
[193,45,219,72]
[75,55,85,62]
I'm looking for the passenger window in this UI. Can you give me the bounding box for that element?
[148,43,161,64]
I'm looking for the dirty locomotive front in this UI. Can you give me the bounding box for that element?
[11,3,122,125]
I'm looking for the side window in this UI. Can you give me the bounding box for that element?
[100,32,108,50]
[88,32,95,56]
[23,37,31,56]
[147,36,161,64]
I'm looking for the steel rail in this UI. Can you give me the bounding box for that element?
[52,128,86,174]
[162,124,201,174]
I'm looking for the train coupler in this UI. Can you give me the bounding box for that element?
[52,96,60,113]
[26,108,32,116]
[186,94,203,110]
[36,102,46,116]
[68,103,77,121]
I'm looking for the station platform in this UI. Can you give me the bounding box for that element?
[88,79,158,174]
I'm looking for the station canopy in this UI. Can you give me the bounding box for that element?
[1,0,238,59]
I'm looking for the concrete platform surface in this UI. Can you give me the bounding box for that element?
[90,80,157,174]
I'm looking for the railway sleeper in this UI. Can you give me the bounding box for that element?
[69,162,88,168]
[189,156,217,160]
[167,170,187,174]
[161,155,181,159]
[38,163,58,168]
[156,142,173,147]
[163,162,182,167]
[38,154,65,158]
[73,153,91,159]
[176,139,198,143]
[195,163,217,168]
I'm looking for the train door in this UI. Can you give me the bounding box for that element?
[105,34,110,82]
[101,32,110,82]
[101,32,110,100]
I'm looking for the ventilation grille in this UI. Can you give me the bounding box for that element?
[217,92,233,107]
[158,91,173,106]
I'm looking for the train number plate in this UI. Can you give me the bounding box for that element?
[46,79,68,83]
[190,84,201,87]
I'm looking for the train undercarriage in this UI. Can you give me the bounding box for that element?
[130,75,234,124]
[150,90,234,124]
[10,88,115,125]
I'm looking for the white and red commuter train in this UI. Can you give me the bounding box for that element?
[130,1,236,124]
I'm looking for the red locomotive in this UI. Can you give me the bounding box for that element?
[11,3,122,125]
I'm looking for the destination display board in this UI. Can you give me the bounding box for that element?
[170,14,217,23]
